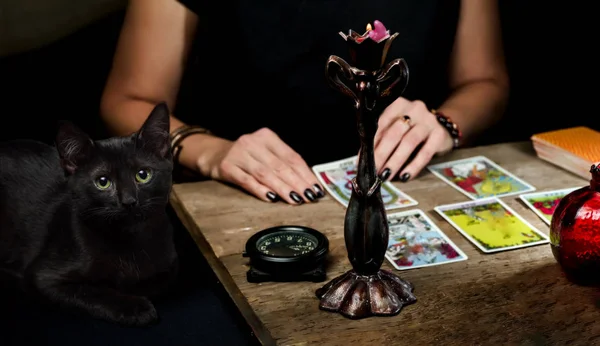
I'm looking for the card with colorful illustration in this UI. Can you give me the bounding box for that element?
[519,187,582,225]
[434,197,549,253]
[427,156,536,200]
[312,156,418,210]
[385,209,468,270]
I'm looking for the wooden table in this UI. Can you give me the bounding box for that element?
[170,142,600,346]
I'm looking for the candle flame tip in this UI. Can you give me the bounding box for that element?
[366,23,372,31]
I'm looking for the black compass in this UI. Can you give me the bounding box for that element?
[242,225,329,283]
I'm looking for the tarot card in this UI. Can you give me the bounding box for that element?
[312,156,418,210]
[427,156,536,200]
[519,187,582,225]
[434,197,549,253]
[385,209,468,270]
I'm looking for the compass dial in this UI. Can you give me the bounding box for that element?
[256,232,319,257]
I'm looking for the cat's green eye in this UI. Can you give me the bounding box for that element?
[94,176,112,190]
[135,169,152,184]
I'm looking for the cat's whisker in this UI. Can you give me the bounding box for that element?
[141,197,168,207]
[80,207,125,221]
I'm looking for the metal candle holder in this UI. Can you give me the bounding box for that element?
[315,21,417,319]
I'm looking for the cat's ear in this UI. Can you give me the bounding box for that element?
[136,102,171,158]
[55,121,94,175]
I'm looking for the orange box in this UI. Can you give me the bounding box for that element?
[531,126,600,163]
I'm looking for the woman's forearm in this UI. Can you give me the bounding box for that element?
[101,98,184,137]
[437,79,509,146]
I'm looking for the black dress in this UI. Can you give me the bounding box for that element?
[176,0,460,166]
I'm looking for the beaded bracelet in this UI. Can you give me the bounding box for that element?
[431,109,462,149]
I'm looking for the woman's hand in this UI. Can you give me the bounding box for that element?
[374,97,454,182]
[198,128,325,205]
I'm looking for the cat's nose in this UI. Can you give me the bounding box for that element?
[121,196,138,207]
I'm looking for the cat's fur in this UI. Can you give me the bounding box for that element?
[0,103,178,327]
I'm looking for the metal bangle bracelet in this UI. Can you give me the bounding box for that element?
[170,125,212,164]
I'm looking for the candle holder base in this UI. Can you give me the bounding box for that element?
[315,269,416,319]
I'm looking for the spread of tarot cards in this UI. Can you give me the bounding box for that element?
[312,155,417,210]
[427,156,536,199]
[518,187,583,225]
[434,198,549,253]
[312,153,559,270]
[385,209,467,270]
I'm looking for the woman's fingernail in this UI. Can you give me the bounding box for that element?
[313,184,325,198]
[266,192,279,202]
[399,172,411,182]
[304,189,317,201]
[290,191,304,204]
[380,168,391,181]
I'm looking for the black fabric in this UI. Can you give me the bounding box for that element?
[0,204,259,346]
[0,11,123,145]
[175,0,460,166]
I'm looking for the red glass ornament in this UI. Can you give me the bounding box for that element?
[550,164,600,284]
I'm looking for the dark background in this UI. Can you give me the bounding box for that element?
[0,2,595,345]
[0,2,596,145]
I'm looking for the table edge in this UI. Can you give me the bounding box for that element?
[169,191,277,346]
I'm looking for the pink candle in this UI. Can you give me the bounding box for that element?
[367,20,390,43]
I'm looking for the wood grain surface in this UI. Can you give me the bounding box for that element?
[170,142,600,346]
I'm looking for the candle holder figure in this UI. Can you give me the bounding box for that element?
[315,21,417,319]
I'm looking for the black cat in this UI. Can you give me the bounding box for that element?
[0,103,178,327]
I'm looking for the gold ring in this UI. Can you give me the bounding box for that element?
[402,115,412,126]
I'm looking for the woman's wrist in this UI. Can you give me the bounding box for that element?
[431,109,462,149]
[170,125,212,164]
[176,133,231,177]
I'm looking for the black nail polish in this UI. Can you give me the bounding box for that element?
[399,172,411,182]
[313,184,325,198]
[290,191,304,204]
[304,189,316,201]
[266,192,278,202]
[380,168,391,181]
